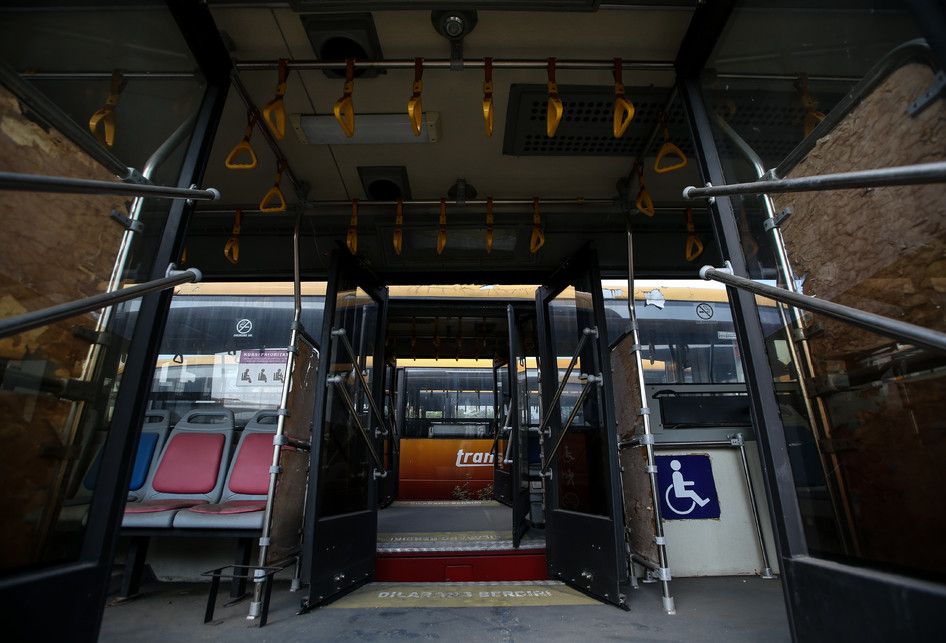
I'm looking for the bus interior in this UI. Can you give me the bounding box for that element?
[1,2,944,641]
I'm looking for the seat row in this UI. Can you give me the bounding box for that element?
[118,408,277,600]
[122,408,276,530]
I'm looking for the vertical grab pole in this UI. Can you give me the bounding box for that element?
[736,434,775,578]
[248,213,305,620]
[626,220,675,614]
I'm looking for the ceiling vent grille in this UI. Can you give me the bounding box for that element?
[503,85,690,157]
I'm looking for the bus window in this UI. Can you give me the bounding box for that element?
[602,279,746,385]
[401,367,495,439]
[145,284,325,425]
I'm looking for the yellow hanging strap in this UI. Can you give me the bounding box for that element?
[796,74,825,137]
[546,57,563,138]
[334,59,356,138]
[261,58,289,140]
[684,208,704,262]
[612,58,635,138]
[259,160,287,213]
[437,197,447,255]
[180,245,188,265]
[224,209,243,265]
[634,162,655,217]
[654,112,687,173]
[483,57,494,137]
[485,197,494,254]
[530,197,546,254]
[89,70,126,148]
[407,57,424,136]
[393,199,404,256]
[225,110,259,170]
[347,199,359,254]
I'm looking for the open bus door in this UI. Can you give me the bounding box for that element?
[535,247,630,608]
[507,304,532,547]
[491,351,512,506]
[301,249,389,609]
[378,360,399,508]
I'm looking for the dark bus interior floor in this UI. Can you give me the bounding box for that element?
[377,500,545,551]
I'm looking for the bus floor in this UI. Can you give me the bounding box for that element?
[377,500,545,551]
[375,500,547,582]
[99,575,789,642]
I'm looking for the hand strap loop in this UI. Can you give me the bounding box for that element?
[225,111,259,170]
[546,57,563,138]
[393,199,404,256]
[437,197,447,255]
[654,112,687,173]
[224,209,243,264]
[530,197,546,253]
[483,57,494,137]
[89,70,126,147]
[334,59,356,138]
[259,160,287,213]
[634,163,655,217]
[485,196,494,254]
[408,57,424,136]
[347,199,359,254]
[612,58,635,138]
[262,58,289,139]
[684,207,704,261]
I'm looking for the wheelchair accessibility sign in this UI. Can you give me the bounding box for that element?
[656,455,720,520]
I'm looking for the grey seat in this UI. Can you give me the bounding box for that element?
[173,411,278,530]
[122,409,235,528]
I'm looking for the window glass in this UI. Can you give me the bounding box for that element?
[401,368,495,439]
[602,279,748,384]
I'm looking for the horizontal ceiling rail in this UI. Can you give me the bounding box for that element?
[235,58,674,72]
[19,71,198,80]
[194,200,705,215]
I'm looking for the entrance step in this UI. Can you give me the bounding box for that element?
[376,548,547,582]
[327,581,595,609]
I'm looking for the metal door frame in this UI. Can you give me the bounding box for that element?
[534,245,629,608]
[506,304,532,547]
[491,353,513,506]
[301,249,389,610]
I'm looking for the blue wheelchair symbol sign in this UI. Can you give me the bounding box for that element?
[656,455,720,520]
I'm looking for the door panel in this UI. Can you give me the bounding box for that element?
[379,361,399,508]
[508,305,532,547]
[492,358,513,506]
[302,250,388,608]
[535,247,629,608]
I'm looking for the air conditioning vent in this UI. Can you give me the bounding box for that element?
[503,85,690,157]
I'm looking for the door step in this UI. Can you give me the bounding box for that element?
[376,548,548,582]
[328,581,595,609]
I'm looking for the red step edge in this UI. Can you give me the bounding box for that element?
[376,548,548,582]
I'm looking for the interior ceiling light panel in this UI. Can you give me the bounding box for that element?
[292,112,441,144]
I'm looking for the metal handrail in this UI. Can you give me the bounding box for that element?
[682,161,946,200]
[0,171,220,201]
[700,265,946,353]
[541,374,599,476]
[535,326,597,437]
[327,375,386,475]
[0,267,202,339]
[236,58,673,72]
[331,328,389,438]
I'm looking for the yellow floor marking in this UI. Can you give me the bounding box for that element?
[328,582,599,609]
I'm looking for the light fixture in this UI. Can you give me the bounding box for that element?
[291,112,441,145]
